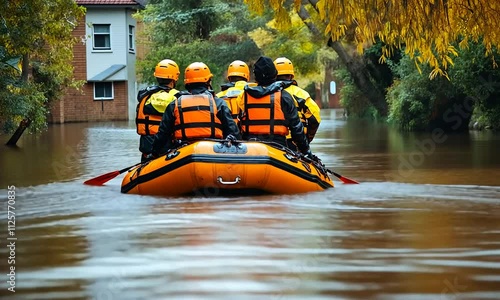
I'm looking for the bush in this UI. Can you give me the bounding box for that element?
[386,54,469,131]
[449,42,500,130]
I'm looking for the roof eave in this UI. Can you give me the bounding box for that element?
[79,4,144,9]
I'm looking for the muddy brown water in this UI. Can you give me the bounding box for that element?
[1,109,499,299]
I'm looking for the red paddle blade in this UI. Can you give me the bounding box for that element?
[329,170,359,184]
[83,171,120,186]
[337,175,359,184]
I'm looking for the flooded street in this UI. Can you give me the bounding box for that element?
[1,109,499,299]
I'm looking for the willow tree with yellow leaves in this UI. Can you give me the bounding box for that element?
[243,0,500,117]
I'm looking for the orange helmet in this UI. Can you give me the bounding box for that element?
[184,62,213,84]
[154,59,180,81]
[274,57,294,77]
[227,60,249,81]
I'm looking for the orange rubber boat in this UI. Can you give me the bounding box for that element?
[121,139,334,197]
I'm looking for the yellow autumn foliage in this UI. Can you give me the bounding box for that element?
[247,10,324,85]
[243,0,500,79]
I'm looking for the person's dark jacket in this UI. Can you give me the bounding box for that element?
[239,81,309,154]
[219,82,235,92]
[151,85,240,156]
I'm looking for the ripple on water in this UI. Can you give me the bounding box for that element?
[1,177,500,299]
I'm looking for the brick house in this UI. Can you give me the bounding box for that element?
[49,0,145,123]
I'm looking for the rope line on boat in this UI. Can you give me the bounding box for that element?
[163,137,339,181]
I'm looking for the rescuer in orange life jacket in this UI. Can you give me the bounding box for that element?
[236,56,316,160]
[216,60,255,124]
[136,59,182,162]
[150,62,240,158]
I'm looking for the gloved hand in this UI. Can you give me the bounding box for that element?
[225,134,237,142]
[305,149,322,164]
[144,153,158,162]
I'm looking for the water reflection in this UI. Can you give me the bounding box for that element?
[0,124,88,187]
[0,122,138,187]
[312,117,500,186]
[1,183,499,299]
[0,110,499,299]
[10,212,90,298]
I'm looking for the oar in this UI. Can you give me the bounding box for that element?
[83,162,142,186]
[325,169,359,184]
[259,140,360,184]
[293,149,360,184]
[303,156,359,184]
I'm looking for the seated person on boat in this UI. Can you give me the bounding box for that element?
[235,56,316,160]
[150,62,240,158]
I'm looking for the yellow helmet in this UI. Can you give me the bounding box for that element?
[274,57,294,77]
[184,62,213,84]
[227,60,249,81]
[154,59,180,81]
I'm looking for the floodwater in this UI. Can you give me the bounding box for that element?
[0,109,499,299]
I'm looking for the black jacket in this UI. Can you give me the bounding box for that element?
[240,81,310,153]
[151,86,240,156]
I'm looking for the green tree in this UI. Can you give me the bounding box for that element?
[136,0,263,90]
[448,42,500,130]
[0,0,84,134]
[386,56,455,131]
[386,42,500,131]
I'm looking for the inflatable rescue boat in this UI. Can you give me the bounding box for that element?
[121,139,334,196]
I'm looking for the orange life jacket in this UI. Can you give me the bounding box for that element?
[240,91,289,137]
[136,87,177,136]
[173,93,223,140]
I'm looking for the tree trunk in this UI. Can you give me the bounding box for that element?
[6,53,33,146]
[327,40,388,116]
[21,53,30,82]
[6,118,31,146]
[303,0,388,117]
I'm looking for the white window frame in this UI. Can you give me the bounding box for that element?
[93,82,114,100]
[128,25,135,53]
[92,24,111,51]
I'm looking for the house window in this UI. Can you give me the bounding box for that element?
[93,24,111,50]
[128,25,135,53]
[94,82,114,100]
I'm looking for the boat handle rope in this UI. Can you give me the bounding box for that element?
[217,176,241,185]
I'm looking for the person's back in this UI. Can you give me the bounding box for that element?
[274,57,321,149]
[217,81,246,123]
[237,56,312,157]
[136,59,180,162]
[150,62,239,157]
[173,88,224,142]
[216,60,254,124]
